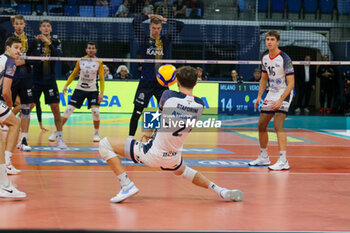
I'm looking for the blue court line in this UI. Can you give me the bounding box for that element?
[25,157,253,168]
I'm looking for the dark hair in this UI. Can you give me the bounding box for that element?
[5,36,22,48]
[40,19,52,26]
[176,66,197,88]
[14,14,25,22]
[254,68,261,73]
[265,30,280,41]
[86,42,96,48]
[150,17,162,25]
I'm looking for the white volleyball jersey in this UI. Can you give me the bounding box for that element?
[0,54,16,94]
[152,90,204,157]
[69,56,104,92]
[0,54,16,121]
[261,51,294,98]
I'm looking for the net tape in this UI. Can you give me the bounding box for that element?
[21,56,350,65]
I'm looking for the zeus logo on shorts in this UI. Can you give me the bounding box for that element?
[27,89,32,97]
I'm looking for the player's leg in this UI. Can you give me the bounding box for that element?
[17,79,34,151]
[89,91,101,142]
[12,95,21,115]
[129,81,152,138]
[268,112,290,171]
[172,163,243,201]
[0,131,26,198]
[2,111,21,175]
[49,90,81,141]
[45,83,67,149]
[99,137,139,203]
[32,84,47,131]
[248,112,274,166]
[50,103,67,149]
[90,105,100,142]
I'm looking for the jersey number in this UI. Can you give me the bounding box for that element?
[267,66,276,76]
[172,126,186,137]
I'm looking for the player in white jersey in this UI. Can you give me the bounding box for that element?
[99,66,243,203]
[49,42,105,142]
[0,37,26,198]
[249,30,295,171]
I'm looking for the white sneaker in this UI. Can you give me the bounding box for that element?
[49,131,57,141]
[0,182,26,198]
[57,138,68,150]
[295,107,301,113]
[93,133,101,142]
[248,155,270,166]
[220,189,243,202]
[110,182,139,203]
[304,107,310,113]
[19,137,31,152]
[6,164,21,175]
[268,158,290,170]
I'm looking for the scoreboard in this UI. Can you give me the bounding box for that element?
[218,83,266,114]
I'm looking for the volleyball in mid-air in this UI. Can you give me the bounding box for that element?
[156,64,177,87]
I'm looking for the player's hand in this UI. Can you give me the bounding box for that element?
[37,34,50,44]
[254,97,261,109]
[98,93,103,104]
[62,86,68,96]
[140,129,153,142]
[15,59,25,66]
[140,134,153,142]
[272,99,283,110]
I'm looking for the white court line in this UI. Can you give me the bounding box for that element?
[21,169,350,175]
[21,154,350,159]
[184,143,350,147]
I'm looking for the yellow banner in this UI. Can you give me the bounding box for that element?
[39,81,218,114]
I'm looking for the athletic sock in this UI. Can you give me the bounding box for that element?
[260,148,268,158]
[56,131,63,138]
[280,151,287,162]
[208,182,222,195]
[0,164,10,186]
[21,132,28,140]
[4,151,12,166]
[118,172,131,187]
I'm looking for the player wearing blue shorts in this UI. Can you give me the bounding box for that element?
[32,19,67,149]
[9,15,36,151]
[249,30,295,170]
[99,66,243,203]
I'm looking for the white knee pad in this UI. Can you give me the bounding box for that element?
[62,105,75,119]
[91,107,100,121]
[20,104,31,119]
[181,166,197,182]
[99,137,118,161]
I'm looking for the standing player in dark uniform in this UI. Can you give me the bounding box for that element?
[32,19,67,149]
[9,15,35,151]
[129,13,184,138]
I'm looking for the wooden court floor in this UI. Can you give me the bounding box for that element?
[1,113,350,232]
